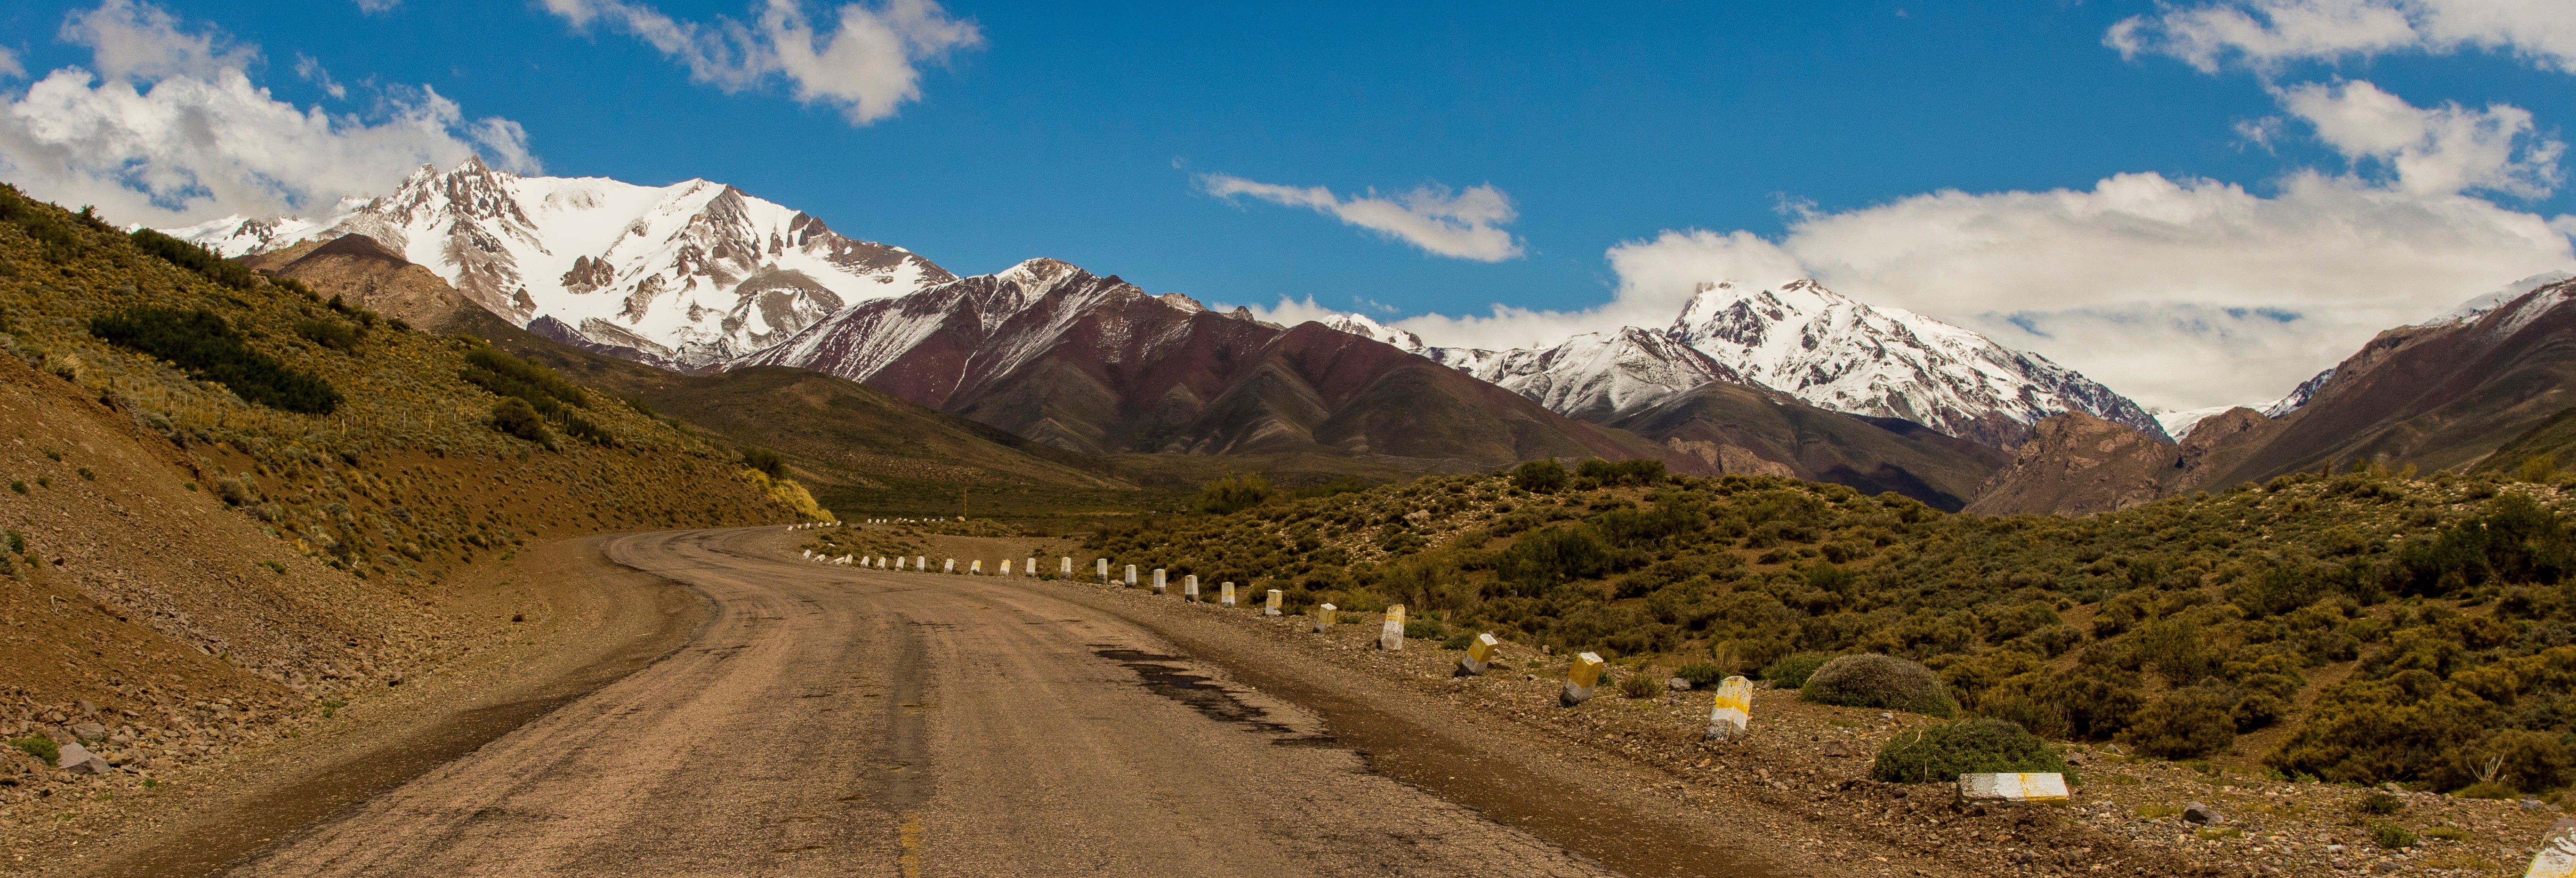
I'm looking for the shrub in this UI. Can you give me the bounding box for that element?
[1440,633,1473,650]
[1762,652,1831,688]
[1511,459,1568,493]
[1578,458,1667,487]
[1673,663,1724,687]
[1196,474,1276,515]
[294,318,360,351]
[2459,729,2573,793]
[1871,718,2069,783]
[89,307,341,413]
[7,736,56,765]
[2369,822,2416,850]
[1403,619,1445,640]
[129,227,258,289]
[490,398,554,446]
[1802,653,1958,717]
[2118,685,2238,758]
[742,448,787,479]
[1617,672,1665,699]
[2356,791,2404,815]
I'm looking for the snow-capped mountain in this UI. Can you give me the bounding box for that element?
[168,158,952,370]
[2430,271,2575,327]
[2155,406,2242,440]
[1329,279,2164,447]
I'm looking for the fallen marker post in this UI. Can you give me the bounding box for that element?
[1264,589,1283,616]
[1312,603,1335,633]
[1706,676,1753,740]
[1956,773,2070,805]
[1562,652,1605,707]
[1378,604,1406,651]
[1457,633,1500,676]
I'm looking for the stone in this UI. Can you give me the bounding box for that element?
[2529,820,2576,878]
[1379,604,1406,651]
[1562,652,1606,707]
[1667,677,1691,692]
[2184,801,2220,824]
[1457,633,1500,676]
[70,722,105,741]
[1955,773,2070,804]
[56,742,110,775]
[1706,676,1754,740]
[1821,741,1853,758]
[76,700,96,716]
[2527,799,2551,812]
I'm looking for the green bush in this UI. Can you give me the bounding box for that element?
[2118,685,2238,758]
[7,736,56,765]
[129,227,258,289]
[1196,474,1276,515]
[1440,633,1473,650]
[1511,459,1568,493]
[2356,791,2404,815]
[1577,458,1667,487]
[89,307,341,413]
[490,398,554,446]
[2369,822,2416,850]
[1762,652,1831,688]
[1803,653,1958,717]
[1617,672,1665,699]
[1871,718,2069,783]
[1403,619,1445,640]
[294,317,360,351]
[1673,663,1724,687]
[742,448,787,479]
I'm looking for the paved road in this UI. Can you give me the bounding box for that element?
[233,527,1621,877]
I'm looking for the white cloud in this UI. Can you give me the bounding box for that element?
[0,0,539,226]
[0,48,24,81]
[541,0,982,126]
[2109,0,2576,74]
[1376,82,2575,411]
[2273,79,2562,196]
[354,0,401,13]
[293,52,346,99]
[1200,174,1525,262]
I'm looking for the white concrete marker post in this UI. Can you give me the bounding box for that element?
[802,550,812,559]
[2527,819,2576,878]
[1001,560,1011,575]
[895,557,905,570]
[944,559,955,574]
[1379,604,1406,651]
[1562,652,1606,707]
[1312,603,1336,633]
[1184,575,1199,601]
[1026,557,1035,577]
[1062,557,1073,578]
[1706,676,1754,741]
[1264,589,1283,617]
[1457,633,1500,676]
[1097,558,1109,584]
[1956,773,2071,804]
[1125,564,1138,588]
[916,556,926,571]
[972,560,983,574]
[1152,569,1166,595]
[1220,582,1237,609]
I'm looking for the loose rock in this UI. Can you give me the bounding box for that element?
[56,742,111,775]
[2184,801,2221,825]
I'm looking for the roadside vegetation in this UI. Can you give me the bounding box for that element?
[1094,456,2576,794]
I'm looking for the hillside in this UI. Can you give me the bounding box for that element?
[248,234,1164,521]
[1604,380,2008,510]
[1088,459,2576,794]
[0,186,811,831]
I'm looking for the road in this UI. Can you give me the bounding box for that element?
[229,527,1633,877]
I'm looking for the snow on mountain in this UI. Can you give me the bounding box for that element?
[2259,368,2335,419]
[2156,406,2243,440]
[736,257,1153,396]
[167,158,951,370]
[1321,278,2165,447]
[2430,271,2575,326]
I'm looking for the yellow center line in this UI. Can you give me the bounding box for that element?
[898,811,924,878]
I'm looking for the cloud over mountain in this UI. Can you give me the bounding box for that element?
[541,0,982,125]
[1200,174,1525,262]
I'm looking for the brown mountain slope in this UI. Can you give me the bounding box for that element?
[1602,380,2007,510]
[257,236,1153,519]
[748,258,1703,475]
[2194,280,2576,484]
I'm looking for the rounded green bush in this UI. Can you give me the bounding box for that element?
[1762,652,1831,688]
[1801,653,1958,717]
[1672,662,1724,687]
[1871,718,2070,783]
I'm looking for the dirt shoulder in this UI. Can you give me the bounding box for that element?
[17,533,705,877]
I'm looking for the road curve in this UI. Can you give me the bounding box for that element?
[231,527,1621,877]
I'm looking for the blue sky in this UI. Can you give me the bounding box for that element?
[3,0,2573,410]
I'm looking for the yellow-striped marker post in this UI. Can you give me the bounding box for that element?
[971,559,983,574]
[1220,581,1237,609]
[1457,633,1500,676]
[1000,559,1010,575]
[1151,568,1166,594]
[1562,652,1606,707]
[2525,819,2576,878]
[1378,604,1406,651]
[1955,773,2071,804]
[1707,676,1754,740]
[1312,603,1336,633]
[1264,588,1283,616]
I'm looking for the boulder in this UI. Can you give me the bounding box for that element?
[1666,677,1692,692]
[2184,801,2221,824]
[56,742,111,775]
[70,722,106,741]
